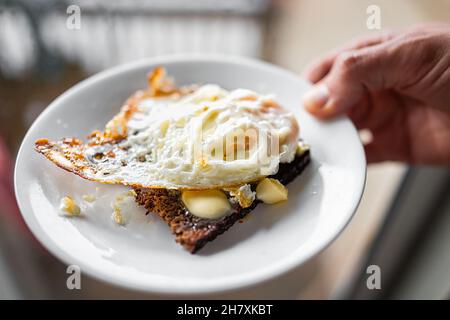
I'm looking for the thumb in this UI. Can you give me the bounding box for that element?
[302,44,392,119]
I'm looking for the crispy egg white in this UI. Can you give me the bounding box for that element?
[36,84,299,189]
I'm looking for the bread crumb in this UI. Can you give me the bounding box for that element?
[112,204,124,225]
[110,189,137,225]
[82,194,96,203]
[60,196,81,216]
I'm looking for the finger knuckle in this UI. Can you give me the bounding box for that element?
[336,52,361,73]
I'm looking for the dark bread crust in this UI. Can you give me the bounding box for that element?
[134,150,310,253]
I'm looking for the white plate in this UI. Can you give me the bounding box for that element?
[14,55,366,294]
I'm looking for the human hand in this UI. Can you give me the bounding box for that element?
[302,23,450,165]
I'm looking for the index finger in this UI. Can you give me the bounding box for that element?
[303,31,395,83]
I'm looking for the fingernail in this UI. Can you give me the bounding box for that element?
[302,84,329,111]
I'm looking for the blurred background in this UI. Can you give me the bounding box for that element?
[0,0,449,299]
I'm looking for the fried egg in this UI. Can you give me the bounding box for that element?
[35,68,300,189]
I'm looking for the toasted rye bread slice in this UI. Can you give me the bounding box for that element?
[134,150,310,253]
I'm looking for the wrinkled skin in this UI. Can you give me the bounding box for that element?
[302,23,450,165]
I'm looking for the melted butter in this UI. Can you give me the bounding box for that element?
[181,189,231,219]
[256,178,288,204]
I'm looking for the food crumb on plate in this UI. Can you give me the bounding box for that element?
[59,196,81,216]
[82,194,96,203]
[110,190,138,226]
